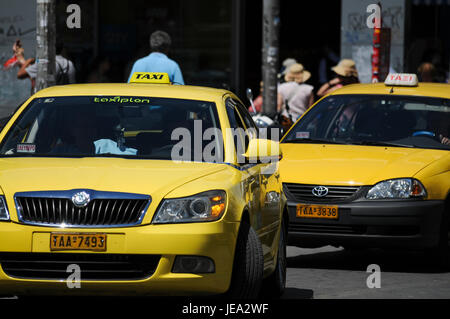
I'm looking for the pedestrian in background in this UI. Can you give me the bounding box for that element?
[277,63,314,131]
[249,81,284,116]
[14,39,76,93]
[248,81,264,113]
[317,59,359,98]
[127,30,184,85]
[278,58,297,84]
[417,62,437,82]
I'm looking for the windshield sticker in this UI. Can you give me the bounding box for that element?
[44,98,55,103]
[17,143,36,153]
[93,97,150,104]
[296,131,310,139]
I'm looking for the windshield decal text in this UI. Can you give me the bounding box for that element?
[93,97,150,104]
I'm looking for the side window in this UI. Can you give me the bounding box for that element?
[233,99,258,140]
[226,98,248,155]
[226,99,245,128]
[0,101,45,153]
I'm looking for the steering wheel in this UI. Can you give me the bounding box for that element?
[412,130,441,142]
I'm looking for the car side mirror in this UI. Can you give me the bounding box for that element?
[242,138,282,164]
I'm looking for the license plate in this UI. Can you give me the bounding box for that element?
[296,204,339,219]
[50,233,107,251]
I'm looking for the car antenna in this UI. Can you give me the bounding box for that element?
[246,88,257,114]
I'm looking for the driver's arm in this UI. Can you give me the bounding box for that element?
[439,134,450,145]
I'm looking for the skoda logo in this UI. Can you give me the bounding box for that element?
[312,186,329,197]
[72,191,91,208]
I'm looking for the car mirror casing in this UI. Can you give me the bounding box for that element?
[242,138,282,164]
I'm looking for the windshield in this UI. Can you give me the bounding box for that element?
[282,94,450,150]
[0,96,222,160]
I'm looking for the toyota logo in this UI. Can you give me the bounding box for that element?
[312,186,329,197]
[72,191,91,208]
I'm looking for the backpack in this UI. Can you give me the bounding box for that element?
[56,59,70,85]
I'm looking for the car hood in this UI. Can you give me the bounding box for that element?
[279,143,448,186]
[0,157,226,200]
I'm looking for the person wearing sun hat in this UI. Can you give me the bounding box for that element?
[332,59,359,77]
[278,58,298,83]
[283,63,312,83]
[277,63,315,131]
[317,58,359,97]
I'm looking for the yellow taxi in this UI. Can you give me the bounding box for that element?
[0,73,287,297]
[280,74,449,266]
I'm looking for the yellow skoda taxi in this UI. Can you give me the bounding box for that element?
[280,74,449,266]
[0,73,287,297]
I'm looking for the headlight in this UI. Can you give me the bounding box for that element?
[152,190,226,224]
[366,178,427,199]
[0,196,10,221]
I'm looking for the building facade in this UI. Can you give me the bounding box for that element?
[0,0,448,115]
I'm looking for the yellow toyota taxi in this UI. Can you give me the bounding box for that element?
[280,74,449,266]
[0,73,287,297]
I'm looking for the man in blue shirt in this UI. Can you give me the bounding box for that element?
[128,31,184,85]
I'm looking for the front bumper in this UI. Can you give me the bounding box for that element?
[287,200,445,249]
[0,220,239,296]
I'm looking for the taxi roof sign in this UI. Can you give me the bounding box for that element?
[129,72,171,84]
[384,73,418,87]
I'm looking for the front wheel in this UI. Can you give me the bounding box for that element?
[426,206,449,270]
[226,222,264,299]
[261,219,287,298]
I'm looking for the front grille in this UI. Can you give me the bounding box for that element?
[283,183,362,202]
[0,253,160,281]
[15,190,150,227]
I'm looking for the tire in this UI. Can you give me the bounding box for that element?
[226,221,264,299]
[426,204,449,270]
[261,219,287,298]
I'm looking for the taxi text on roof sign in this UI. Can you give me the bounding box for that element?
[129,72,171,84]
[384,73,418,87]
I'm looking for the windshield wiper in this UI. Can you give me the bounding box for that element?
[283,138,346,145]
[351,140,414,148]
